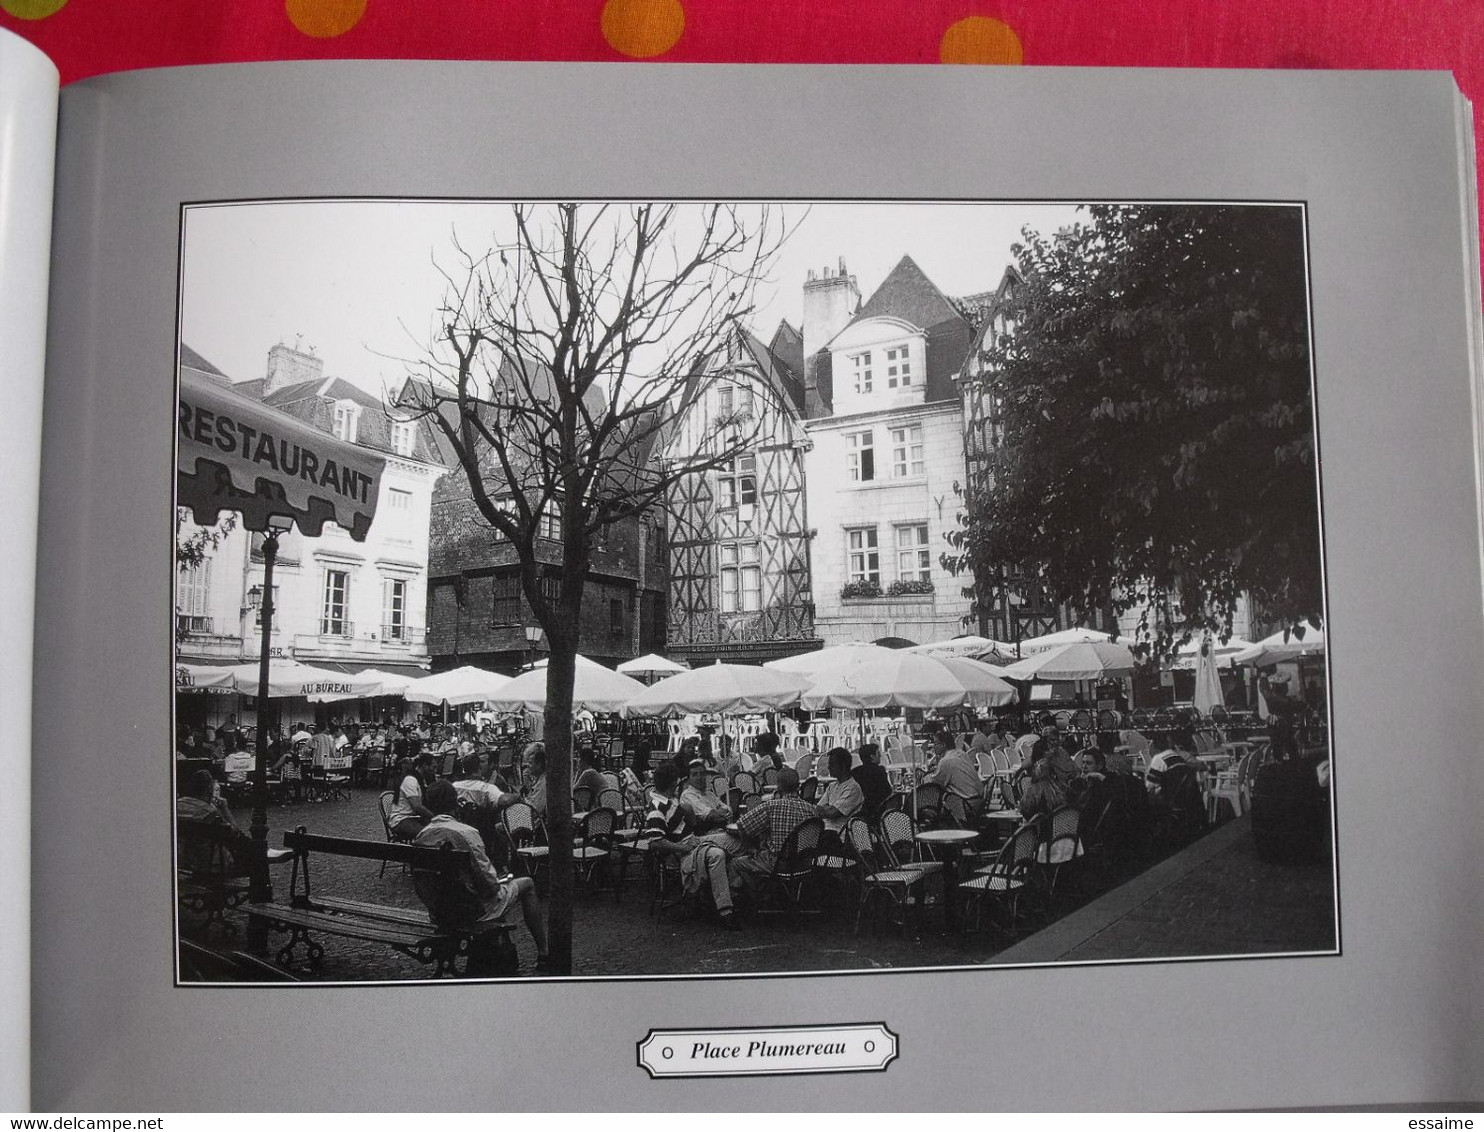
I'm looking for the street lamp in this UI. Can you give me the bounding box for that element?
[524,624,544,670]
[248,516,293,912]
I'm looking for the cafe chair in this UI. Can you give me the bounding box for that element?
[959,820,1040,935]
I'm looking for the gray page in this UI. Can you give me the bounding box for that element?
[36,62,1484,1110]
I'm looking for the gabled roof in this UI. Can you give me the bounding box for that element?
[179,344,231,385]
[179,343,445,468]
[844,254,971,337]
[966,264,1026,356]
[738,326,805,412]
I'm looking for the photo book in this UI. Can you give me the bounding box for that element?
[2,27,1482,1111]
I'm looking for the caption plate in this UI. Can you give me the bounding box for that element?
[638,1023,898,1079]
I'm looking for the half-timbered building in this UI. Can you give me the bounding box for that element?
[662,326,821,664]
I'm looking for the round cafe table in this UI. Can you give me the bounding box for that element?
[915,828,979,931]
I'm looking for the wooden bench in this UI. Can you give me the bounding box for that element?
[244,829,516,977]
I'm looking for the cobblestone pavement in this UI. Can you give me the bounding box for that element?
[180,787,1334,981]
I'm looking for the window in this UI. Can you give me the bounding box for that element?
[847,528,880,584]
[610,598,626,637]
[383,578,407,641]
[737,385,755,418]
[719,543,761,613]
[717,383,734,415]
[491,573,521,624]
[539,573,563,605]
[389,420,415,456]
[387,487,412,512]
[537,498,562,540]
[885,345,912,387]
[896,524,931,582]
[847,430,875,482]
[177,558,211,616]
[332,402,360,443]
[717,453,757,509]
[322,569,350,636]
[890,424,924,478]
[850,351,873,394]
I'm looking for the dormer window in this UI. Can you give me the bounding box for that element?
[389,420,415,456]
[850,352,873,394]
[885,345,912,387]
[718,383,734,415]
[332,401,360,443]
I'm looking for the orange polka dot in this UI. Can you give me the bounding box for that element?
[286,0,367,38]
[939,16,1023,65]
[601,0,685,59]
[0,0,67,18]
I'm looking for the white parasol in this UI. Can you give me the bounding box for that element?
[402,665,512,706]
[616,652,688,678]
[1000,640,1136,681]
[906,635,1018,662]
[623,663,812,716]
[798,653,1017,712]
[1191,633,1226,715]
[488,659,646,714]
[222,659,384,702]
[1015,626,1113,655]
[1232,621,1326,667]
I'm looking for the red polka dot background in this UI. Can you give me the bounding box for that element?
[3,0,1482,198]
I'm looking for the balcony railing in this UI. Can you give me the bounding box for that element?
[319,619,354,639]
[175,614,214,636]
[381,624,426,646]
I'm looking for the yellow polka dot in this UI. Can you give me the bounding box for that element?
[0,0,67,19]
[601,0,685,59]
[939,16,1024,65]
[286,0,367,38]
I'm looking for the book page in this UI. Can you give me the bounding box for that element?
[36,62,1484,1110]
[0,26,57,1114]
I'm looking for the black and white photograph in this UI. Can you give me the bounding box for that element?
[173,198,1336,983]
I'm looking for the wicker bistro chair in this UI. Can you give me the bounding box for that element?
[1035,805,1085,902]
[377,790,416,876]
[760,766,781,789]
[732,771,760,796]
[501,800,549,880]
[812,817,871,909]
[800,776,820,804]
[573,807,619,891]
[913,783,945,830]
[572,786,595,813]
[876,809,945,878]
[852,820,934,937]
[755,817,825,923]
[958,821,1041,935]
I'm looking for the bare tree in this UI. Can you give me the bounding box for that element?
[395,202,793,973]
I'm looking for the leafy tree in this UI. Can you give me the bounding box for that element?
[946,204,1320,659]
[396,203,789,973]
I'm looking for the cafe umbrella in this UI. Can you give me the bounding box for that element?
[488,656,646,714]
[176,367,386,910]
[402,665,512,708]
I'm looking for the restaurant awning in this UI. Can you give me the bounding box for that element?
[177,367,386,539]
[313,660,430,680]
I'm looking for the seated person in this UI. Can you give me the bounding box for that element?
[572,746,609,803]
[814,747,864,839]
[1147,730,1195,788]
[751,731,785,776]
[733,767,815,877]
[176,768,253,874]
[521,744,548,818]
[620,744,653,812]
[413,780,551,974]
[1017,757,1066,821]
[388,753,435,839]
[924,735,983,801]
[852,742,894,818]
[923,729,955,772]
[967,719,996,753]
[453,752,519,813]
[222,747,255,784]
[679,759,732,832]
[645,763,742,930]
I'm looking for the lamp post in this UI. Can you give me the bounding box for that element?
[247,518,291,913]
[524,624,543,670]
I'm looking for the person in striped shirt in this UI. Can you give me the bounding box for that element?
[645,762,742,929]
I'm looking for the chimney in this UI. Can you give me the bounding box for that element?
[802,260,859,419]
[264,340,324,395]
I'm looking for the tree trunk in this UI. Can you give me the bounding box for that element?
[541,631,577,975]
